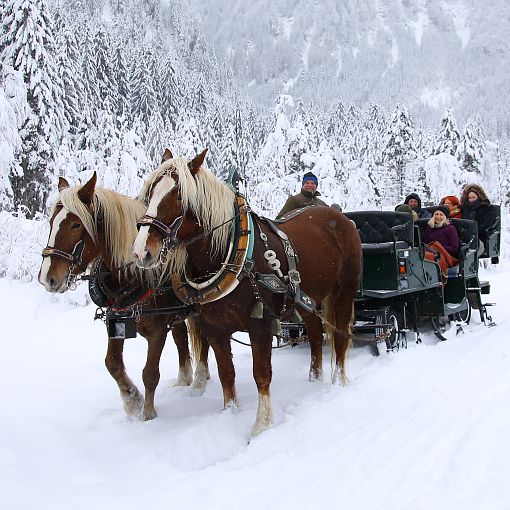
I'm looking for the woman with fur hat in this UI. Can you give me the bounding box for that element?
[276,171,327,218]
[460,184,492,253]
[439,195,462,219]
[423,205,461,275]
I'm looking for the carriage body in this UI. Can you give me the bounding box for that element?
[341,210,498,350]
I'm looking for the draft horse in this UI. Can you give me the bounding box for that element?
[133,149,361,435]
[38,173,209,420]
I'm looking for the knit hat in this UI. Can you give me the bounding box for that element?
[431,205,450,218]
[395,204,412,214]
[404,193,422,208]
[302,172,318,187]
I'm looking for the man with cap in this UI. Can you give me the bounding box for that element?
[404,192,432,219]
[276,171,327,219]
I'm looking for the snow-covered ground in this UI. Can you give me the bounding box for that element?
[2,265,509,510]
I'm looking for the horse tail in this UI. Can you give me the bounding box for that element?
[186,317,202,369]
[323,294,354,385]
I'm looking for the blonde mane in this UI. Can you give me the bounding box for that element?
[53,185,166,283]
[140,158,235,274]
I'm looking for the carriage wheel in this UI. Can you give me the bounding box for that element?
[454,300,471,325]
[431,315,448,341]
[385,311,402,352]
[372,308,403,355]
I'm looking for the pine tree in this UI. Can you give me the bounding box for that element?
[383,105,416,202]
[457,123,483,173]
[58,24,83,135]
[434,108,461,156]
[94,29,116,114]
[130,46,159,125]
[1,0,65,216]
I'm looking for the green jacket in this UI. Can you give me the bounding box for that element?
[276,190,327,218]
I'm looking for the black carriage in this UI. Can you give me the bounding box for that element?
[343,207,500,353]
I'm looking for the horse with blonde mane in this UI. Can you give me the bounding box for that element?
[38,173,209,420]
[133,149,361,435]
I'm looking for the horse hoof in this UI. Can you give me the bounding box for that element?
[143,409,157,421]
[308,368,324,382]
[190,384,206,397]
[250,419,272,437]
[174,366,193,387]
[123,389,144,417]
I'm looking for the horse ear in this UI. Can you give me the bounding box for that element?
[58,177,70,191]
[161,148,173,162]
[189,149,208,176]
[78,171,97,205]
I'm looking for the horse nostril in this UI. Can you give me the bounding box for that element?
[48,276,58,290]
[143,250,152,266]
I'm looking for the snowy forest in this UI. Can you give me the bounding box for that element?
[1,0,510,252]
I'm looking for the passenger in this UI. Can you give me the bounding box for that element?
[404,193,432,219]
[460,184,492,255]
[423,205,461,276]
[439,195,462,219]
[395,203,418,221]
[276,171,327,218]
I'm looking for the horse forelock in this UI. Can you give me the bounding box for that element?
[140,158,235,267]
[54,186,167,282]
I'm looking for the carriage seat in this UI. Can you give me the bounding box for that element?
[344,211,414,254]
[415,218,478,279]
[415,218,478,260]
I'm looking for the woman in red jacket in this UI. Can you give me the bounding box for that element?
[439,195,462,219]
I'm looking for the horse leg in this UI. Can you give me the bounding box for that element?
[141,321,168,420]
[248,322,274,436]
[105,338,143,417]
[171,321,193,386]
[209,334,237,408]
[325,293,355,385]
[302,312,324,382]
[187,318,210,396]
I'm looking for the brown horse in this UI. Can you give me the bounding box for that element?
[132,149,361,435]
[38,173,209,420]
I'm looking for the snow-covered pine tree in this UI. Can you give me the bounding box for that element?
[130,46,159,129]
[383,105,416,203]
[0,0,65,216]
[112,41,130,128]
[457,123,483,173]
[434,108,461,156]
[57,23,83,136]
[94,29,117,114]
[0,66,29,210]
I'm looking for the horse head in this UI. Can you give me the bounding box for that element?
[133,149,208,269]
[38,172,101,292]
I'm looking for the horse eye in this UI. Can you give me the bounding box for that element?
[71,223,81,229]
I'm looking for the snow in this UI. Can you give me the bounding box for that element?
[420,85,454,110]
[409,11,430,46]
[441,0,470,50]
[2,264,510,510]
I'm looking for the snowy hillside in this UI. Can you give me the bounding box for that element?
[2,265,509,510]
[189,0,510,132]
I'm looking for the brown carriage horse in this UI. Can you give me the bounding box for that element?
[38,174,209,420]
[133,149,362,435]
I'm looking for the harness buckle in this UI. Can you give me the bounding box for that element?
[288,269,301,285]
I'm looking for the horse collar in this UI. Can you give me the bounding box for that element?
[171,194,254,305]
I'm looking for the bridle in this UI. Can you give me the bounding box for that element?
[136,214,184,263]
[41,227,88,290]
